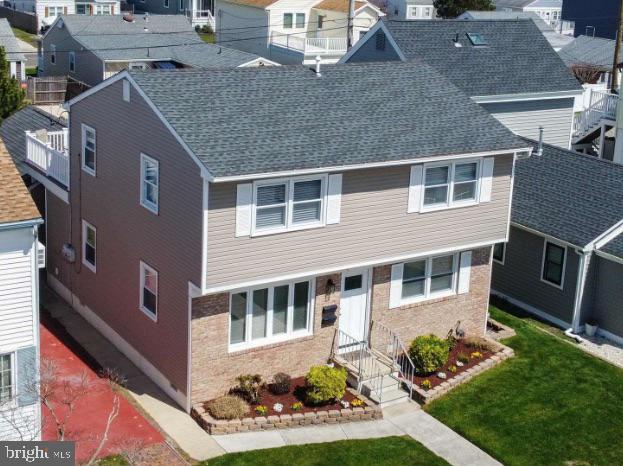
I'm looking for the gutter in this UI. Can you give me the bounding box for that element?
[0,218,44,231]
[570,248,591,333]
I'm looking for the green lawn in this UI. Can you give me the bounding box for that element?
[204,436,448,466]
[11,27,38,48]
[199,33,216,43]
[426,305,623,466]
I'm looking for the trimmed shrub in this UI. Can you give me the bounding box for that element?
[232,374,264,404]
[409,334,450,375]
[463,336,499,353]
[305,365,347,404]
[270,372,292,395]
[205,395,248,420]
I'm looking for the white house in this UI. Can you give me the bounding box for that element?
[0,139,42,441]
[386,0,435,20]
[494,0,572,33]
[215,0,384,64]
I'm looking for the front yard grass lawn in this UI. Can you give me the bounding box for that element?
[204,436,449,466]
[426,305,623,466]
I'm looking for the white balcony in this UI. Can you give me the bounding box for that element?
[25,129,69,189]
[186,9,215,29]
[573,90,618,139]
[269,32,347,59]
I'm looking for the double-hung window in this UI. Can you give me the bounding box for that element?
[400,254,457,304]
[81,124,96,176]
[140,262,158,320]
[423,160,480,209]
[253,176,325,234]
[230,280,312,349]
[0,353,13,403]
[82,220,96,272]
[140,154,159,214]
[95,4,111,14]
[295,13,305,28]
[541,241,566,288]
[283,13,293,28]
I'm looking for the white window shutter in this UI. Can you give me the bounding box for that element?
[235,183,252,237]
[407,165,424,213]
[326,174,342,224]
[389,263,403,309]
[458,251,472,294]
[479,158,495,202]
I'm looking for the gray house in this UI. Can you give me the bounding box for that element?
[492,137,623,344]
[340,19,583,149]
[40,14,277,87]
[0,19,26,81]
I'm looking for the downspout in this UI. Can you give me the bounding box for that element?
[567,249,592,340]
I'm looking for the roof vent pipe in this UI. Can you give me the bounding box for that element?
[315,56,322,77]
[536,126,544,156]
[144,12,149,22]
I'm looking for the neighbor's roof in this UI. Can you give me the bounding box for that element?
[219,0,276,8]
[512,137,623,248]
[493,0,557,8]
[0,139,40,224]
[601,233,623,260]
[314,0,366,13]
[0,106,65,174]
[54,15,263,67]
[0,18,26,62]
[127,61,527,178]
[558,35,620,70]
[381,19,581,97]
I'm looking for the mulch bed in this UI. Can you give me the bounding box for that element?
[409,340,494,389]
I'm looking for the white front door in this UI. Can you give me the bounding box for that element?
[339,269,369,344]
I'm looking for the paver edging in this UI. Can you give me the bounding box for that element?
[413,339,515,405]
[191,388,382,435]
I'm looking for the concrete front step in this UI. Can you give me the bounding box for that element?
[366,386,409,407]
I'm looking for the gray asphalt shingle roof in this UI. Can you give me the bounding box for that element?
[58,15,262,68]
[512,137,623,248]
[128,61,528,178]
[0,106,65,174]
[558,35,620,71]
[601,234,623,259]
[0,18,26,62]
[383,19,581,97]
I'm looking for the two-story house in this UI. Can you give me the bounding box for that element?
[0,19,26,81]
[36,61,529,411]
[385,0,435,20]
[494,0,570,32]
[40,14,277,87]
[0,139,42,441]
[340,19,583,149]
[214,0,384,64]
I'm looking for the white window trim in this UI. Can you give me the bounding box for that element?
[421,158,482,212]
[399,253,459,306]
[540,239,567,290]
[250,174,327,237]
[139,261,158,322]
[81,219,96,273]
[140,153,159,214]
[228,277,315,352]
[493,242,506,265]
[0,351,16,407]
[81,123,96,176]
[69,51,75,72]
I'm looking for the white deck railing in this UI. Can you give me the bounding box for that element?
[269,32,347,55]
[25,129,69,188]
[187,9,215,29]
[573,90,618,138]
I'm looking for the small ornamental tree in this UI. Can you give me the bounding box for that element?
[433,0,494,19]
[0,46,25,122]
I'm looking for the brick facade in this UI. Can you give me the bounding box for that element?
[190,248,492,403]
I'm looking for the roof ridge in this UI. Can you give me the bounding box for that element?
[522,137,623,172]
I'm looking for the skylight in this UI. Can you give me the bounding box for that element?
[466,33,487,46]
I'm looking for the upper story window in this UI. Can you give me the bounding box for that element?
[164,0,169,7]
[50,45,56,64]
[423,160,480,210]
[75,3,89,14]
[140,154,159,214]
[81,124,96,176]
[95,3,111,14]
[46,6,64,17]
[399,253,458,305]
[69,52,75,72]
[295,13,305,28]
[283,13,293,28]
[253,176,325,234]
[317,15,324,28]
[541,240,566,288]
[283,12,305,29]
[493,242,506,264]
[376,31,385,50]
[82,220,97,272]
[0,353,13,403]
[140,261,158,321]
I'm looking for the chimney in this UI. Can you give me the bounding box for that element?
[315,56,322,77]
[536,126,544,156]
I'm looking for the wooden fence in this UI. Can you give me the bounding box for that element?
[26,76,90,104]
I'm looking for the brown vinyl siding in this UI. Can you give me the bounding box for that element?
[206,153,513,289]
[49,79,204,394]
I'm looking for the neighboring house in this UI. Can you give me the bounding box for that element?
[457,10,573,51]
[385,0,434,20]
[492,137,623,344]
[214,0,384,64]
[40,15,278,87]
[559,36,621,91]
[340,19,583,148]
[562,0,618,39]
[4,0,120,33]
[30,61,531,410]
[0,138,43,441]
[493,0,569,32]
[0,19,26,81]
[128,0,215,28]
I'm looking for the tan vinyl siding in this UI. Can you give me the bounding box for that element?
[206,153,513,288]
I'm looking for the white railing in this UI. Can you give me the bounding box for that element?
[269,32,347,55]
[25,130,69,188]
[187,9,215,29]
[573,90,619,138]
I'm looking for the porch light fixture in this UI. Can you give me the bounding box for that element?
[325,278,336,296]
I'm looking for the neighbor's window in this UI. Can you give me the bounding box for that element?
[283,13,293,28]
[408,5,418,17]
[81,124,96,175]
[423,160,480,209]
[164,0,169,7]
[140,154,159,214]
[230,281,312,348]
[69,52,75,72]
[75,3,88,14]
[82,220,96,272]
[493,242,505,264]
[95,4,111,14]
[542,241,566,287]
[295,13,305,28]
[317,15,324,29]
[50,45,56,64]
[423,7,432,17]
[0,353,13,403]
[140,262,158,320]
[400,254,457,303]
[254,176,325,234]
[376,31,386,50]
